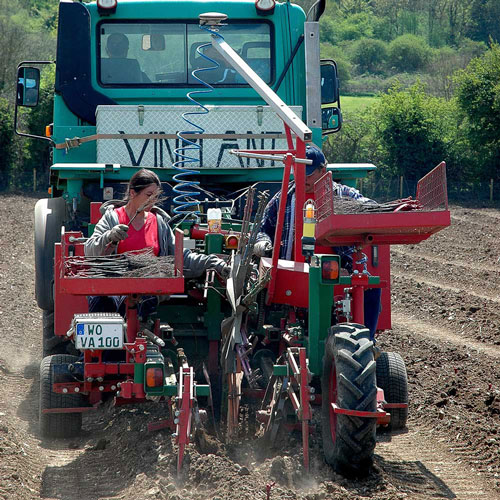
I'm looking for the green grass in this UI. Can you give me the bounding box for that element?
[340,95,380,113]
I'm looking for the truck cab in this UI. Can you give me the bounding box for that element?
[17,0,348,317]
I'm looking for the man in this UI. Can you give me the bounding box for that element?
[102,33,151,84]
[254,144,381,338]
[106,32,130,59]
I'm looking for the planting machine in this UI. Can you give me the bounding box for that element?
[16,0,450,477]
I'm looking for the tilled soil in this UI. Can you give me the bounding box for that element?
[0,194,499,500]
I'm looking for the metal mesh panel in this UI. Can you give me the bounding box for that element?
[314,171,333,222]
[96,105,302,168]
[416,161,448,211]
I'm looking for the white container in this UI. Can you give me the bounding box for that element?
[207,208,222,233]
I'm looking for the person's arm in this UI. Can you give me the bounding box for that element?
[183,251,229,278]
[256,192,280,245]
[157,213,229,278]
[84,210,121,256]
[334,182,376,204]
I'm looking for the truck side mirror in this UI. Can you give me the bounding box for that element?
[320,60,342,134]
[17,67,40,107]
[320,60,339,104]
[322,106,342,134]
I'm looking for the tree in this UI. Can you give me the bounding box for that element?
[373,83,455,180]
[454,43,500,180]
[320,43,352,82]
[0,98,15,190]
[350,38,388,73]
[388,35,432,72]
[323,106,381,166]
[22,70,55,188]
[336,12,374,41]
[0,0,56,98]
[466,0,500,44]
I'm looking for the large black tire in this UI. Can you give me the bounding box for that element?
[42,310,67,357]
[39,354,83,438]
[34,197,65,311]
[321,323,377,477]
[376,351,408,430]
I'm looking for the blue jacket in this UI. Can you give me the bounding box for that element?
[256,181,372,265]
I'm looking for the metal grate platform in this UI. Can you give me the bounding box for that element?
[314,162,451,246]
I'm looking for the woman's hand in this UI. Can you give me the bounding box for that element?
[107,224,129,243]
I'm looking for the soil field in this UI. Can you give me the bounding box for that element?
[0,193,499,500]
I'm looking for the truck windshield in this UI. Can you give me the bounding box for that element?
[99,22,272,86]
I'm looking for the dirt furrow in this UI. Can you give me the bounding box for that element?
[376,430,496,499]
[1,194,500,499]
[391,270,500,346]
[392,269,500,304]
[392,246,500,277]
[391,311,500,359]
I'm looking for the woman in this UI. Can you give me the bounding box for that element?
[85,168,229,318]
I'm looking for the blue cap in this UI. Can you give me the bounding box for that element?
[305,145,326,176]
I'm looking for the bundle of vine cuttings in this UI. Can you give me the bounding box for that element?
[332,196,423,214]
[64,248,176,279]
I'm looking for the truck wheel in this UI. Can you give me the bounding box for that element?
[40,354,83,438]
[376,351,408,430]
[35,198,65,311]
[321,323,377,477]
[42,310,67,357]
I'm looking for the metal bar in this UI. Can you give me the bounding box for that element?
[332,403,386,419]
[60,276,184,295]
[304,22,321,129]
[42,407,97,414]
[176,366,194,475]
[174,229,184,277]
[126,301,138,344]
[351,285,365,325]
[211,37,312,142]
[266,154,293,305]
[274,34,304,93]
[287,388,300,411]
[296,348,311,470]
[284,124,294,150]
[294,139,307,263]
[383,403,408,409]
[55,133,287,150]
[287,349,300,378]
[299,349,311,420]
[230,150,312,164]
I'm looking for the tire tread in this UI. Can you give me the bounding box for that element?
[40,354,82,438]
[322,323,377,477]
[376,351,408,430]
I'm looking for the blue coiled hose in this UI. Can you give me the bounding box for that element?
[172,27,224,216]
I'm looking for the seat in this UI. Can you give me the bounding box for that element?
[241,41,270,59]
[188,42,226,84]
[101,58,143,84]
[241,41,271,82]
